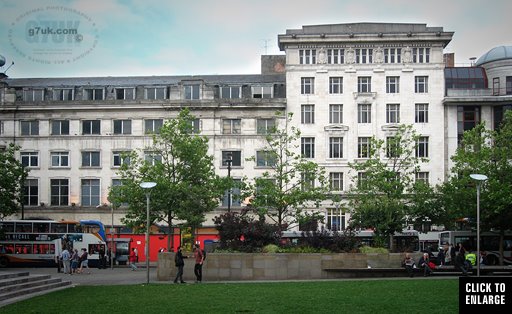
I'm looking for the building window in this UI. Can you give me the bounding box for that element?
[329,77,343,94]
[83,88,104,100]
[81,179,100,207]
[329,137,343,159]
[386,104,400,123]
[51,152,69,167]
[413,48,430,63]
[221,86,241,99]
[23,89,44,102]
[506,76,512,95]
[301,77,315,94]
[301,172,315,191]
[144,152,162,166]
[301,137,315,158]
[256,151,276,167]
[256,118,275,134]
[415,104,429,123]
[416,136,429,158]
[329,104,343,124]
[53,89,74,101]
[222,179,242,207]
[81,151,101,167]
[386,76,400,93]
[189,118,200,134]
[415,172,429,185]
[21,152,39,167]
[113,151,131,167]
[493,78,500,96]
[222,119,241,134]
[252,86,272,98]
[51,120,70,135]
[115,88,135,100]
[50,179,69,206]
[415,76,428,93]
[113,119,132,135]
[299,49,316,64]
[386,137,400,158]
[82,120,101,135]
[457,106,480,143]
[145,87,167,100]
[144,119,163,134]
[357,172,368,189]
[23,179,39,206]
[301,105,315,124]
[184,84,200,100]
[384,48,401,63]
[222,151,242,167]
[358,104,371,123]
[355,48,373,64]
[327,49,344,64]
[358,137,371,158]
[357,77,371,93]
[327,208,345,231]
[20,120,39,136]
[330,172,343,191]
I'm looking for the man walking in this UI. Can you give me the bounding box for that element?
[193,244,204,283]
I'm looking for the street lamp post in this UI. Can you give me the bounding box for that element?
[140,181,157,284]
[225,152,233,212]
[470,174,488,277]
[111,204,115,270]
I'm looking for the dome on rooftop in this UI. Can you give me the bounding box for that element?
[475,46,512,66]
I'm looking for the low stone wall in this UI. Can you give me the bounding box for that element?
[157,252,423,282]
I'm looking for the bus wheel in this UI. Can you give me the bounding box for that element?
[0,257,8,268]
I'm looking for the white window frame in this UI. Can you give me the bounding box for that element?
[329,172,344,191]
[21,151,39,168]
[144,119,164,134]
[358,104,372,123]
[386,76,400,93]
[20,120,39,136]
[415,76,428,93]
[113,119,132,135]
[301,137,315,158]
[50,151,70,168]
[81,151,101,168]
[301,77,315,95]
[53,88,74,101]
[301,104,315,124]
[329,104,343,124]
[81,178,101,207]
[115,88,135,100]
[50,178,69,206]
[415,104,429,123]
[329,137,343,159]
[357,77,371,93]
[145,87,167,100]
[386,104,400,124]
[299,49,316,64]
[83,88,104,100]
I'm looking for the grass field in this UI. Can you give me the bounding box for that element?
[2,279,459,313]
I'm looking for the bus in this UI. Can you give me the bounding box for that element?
[0,219,107,268]
[281,229,420,253]
[439,230,512,265]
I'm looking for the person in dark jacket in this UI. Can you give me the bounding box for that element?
[418,252,433,276]
[173,246,187,284]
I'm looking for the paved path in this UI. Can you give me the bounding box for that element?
[1,265,165,286]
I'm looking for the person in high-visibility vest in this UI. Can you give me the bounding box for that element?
[465,251,477,267]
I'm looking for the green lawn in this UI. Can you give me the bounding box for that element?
[3,279,458,313]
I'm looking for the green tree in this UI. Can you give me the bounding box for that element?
[348,124,435,248]
[0,144,29,220]
[440,111,512,264]
[109,109,225,250]
[243,112,329,230]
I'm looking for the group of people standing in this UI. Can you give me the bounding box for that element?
[173,244,205,284]
[58,247,91,274]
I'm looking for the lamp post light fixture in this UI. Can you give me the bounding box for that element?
[140,181,157,284]
[224,152,233,212]
[470,173,488,277]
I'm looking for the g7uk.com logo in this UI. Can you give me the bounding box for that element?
[8,6,99,64]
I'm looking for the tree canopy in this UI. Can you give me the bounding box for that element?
[242,112,329,230]
[109,109,226,249]
[0,144,28,220]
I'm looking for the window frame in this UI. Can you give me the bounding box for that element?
[329,137,343,159]
[329,104,343,124]
[416,136,429,158]
[386,76,400,93]
[329,172,344,192]
[144,119,164,134]
[386,104,400,124]
[81,178,101,207]
[23,178,39,206]
[21,151,39,168]
[301,137,315,158]
[53,88,74,101]
[81,151,101,168]
[358,104,372,123]
[50,178,69,206]
[357,77,372,93]
[113,119,132,135]
[301,104,315,124]
[301,77,315,95]
[50,151,70,168]
[20,120,39,136]
[329,77,343,94]
[357,137,371,158]
[415,76,429,93]
[222,119,242,134]
[82,120,101,135]
[415,104,429,123]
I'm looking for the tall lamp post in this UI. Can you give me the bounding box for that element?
[140,181,157,284]
[224,152,233,212]
[111,204,115,270]
[470,174,488,277]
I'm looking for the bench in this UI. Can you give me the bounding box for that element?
[323,266,512,278]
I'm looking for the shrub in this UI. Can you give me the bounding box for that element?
[262,244,279,253]
[359,246,389,254]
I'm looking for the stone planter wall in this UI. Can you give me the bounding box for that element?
[157,252,423,282]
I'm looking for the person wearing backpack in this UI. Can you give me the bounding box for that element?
[193,244,204,283]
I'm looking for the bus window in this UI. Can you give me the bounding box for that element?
[68,224,82,233]
[504,239,512,251]
[3,244,14,253]
[50,223,68,234]
[34,222,50,233]
[0,222,15,232]
[15,222,32,233]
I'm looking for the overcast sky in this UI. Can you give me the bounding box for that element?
[1,0,511,78]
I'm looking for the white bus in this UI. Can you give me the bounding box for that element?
[0,220,107,268]
[439,230,512,265]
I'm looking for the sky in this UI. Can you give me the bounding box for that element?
[0,0,511,78]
